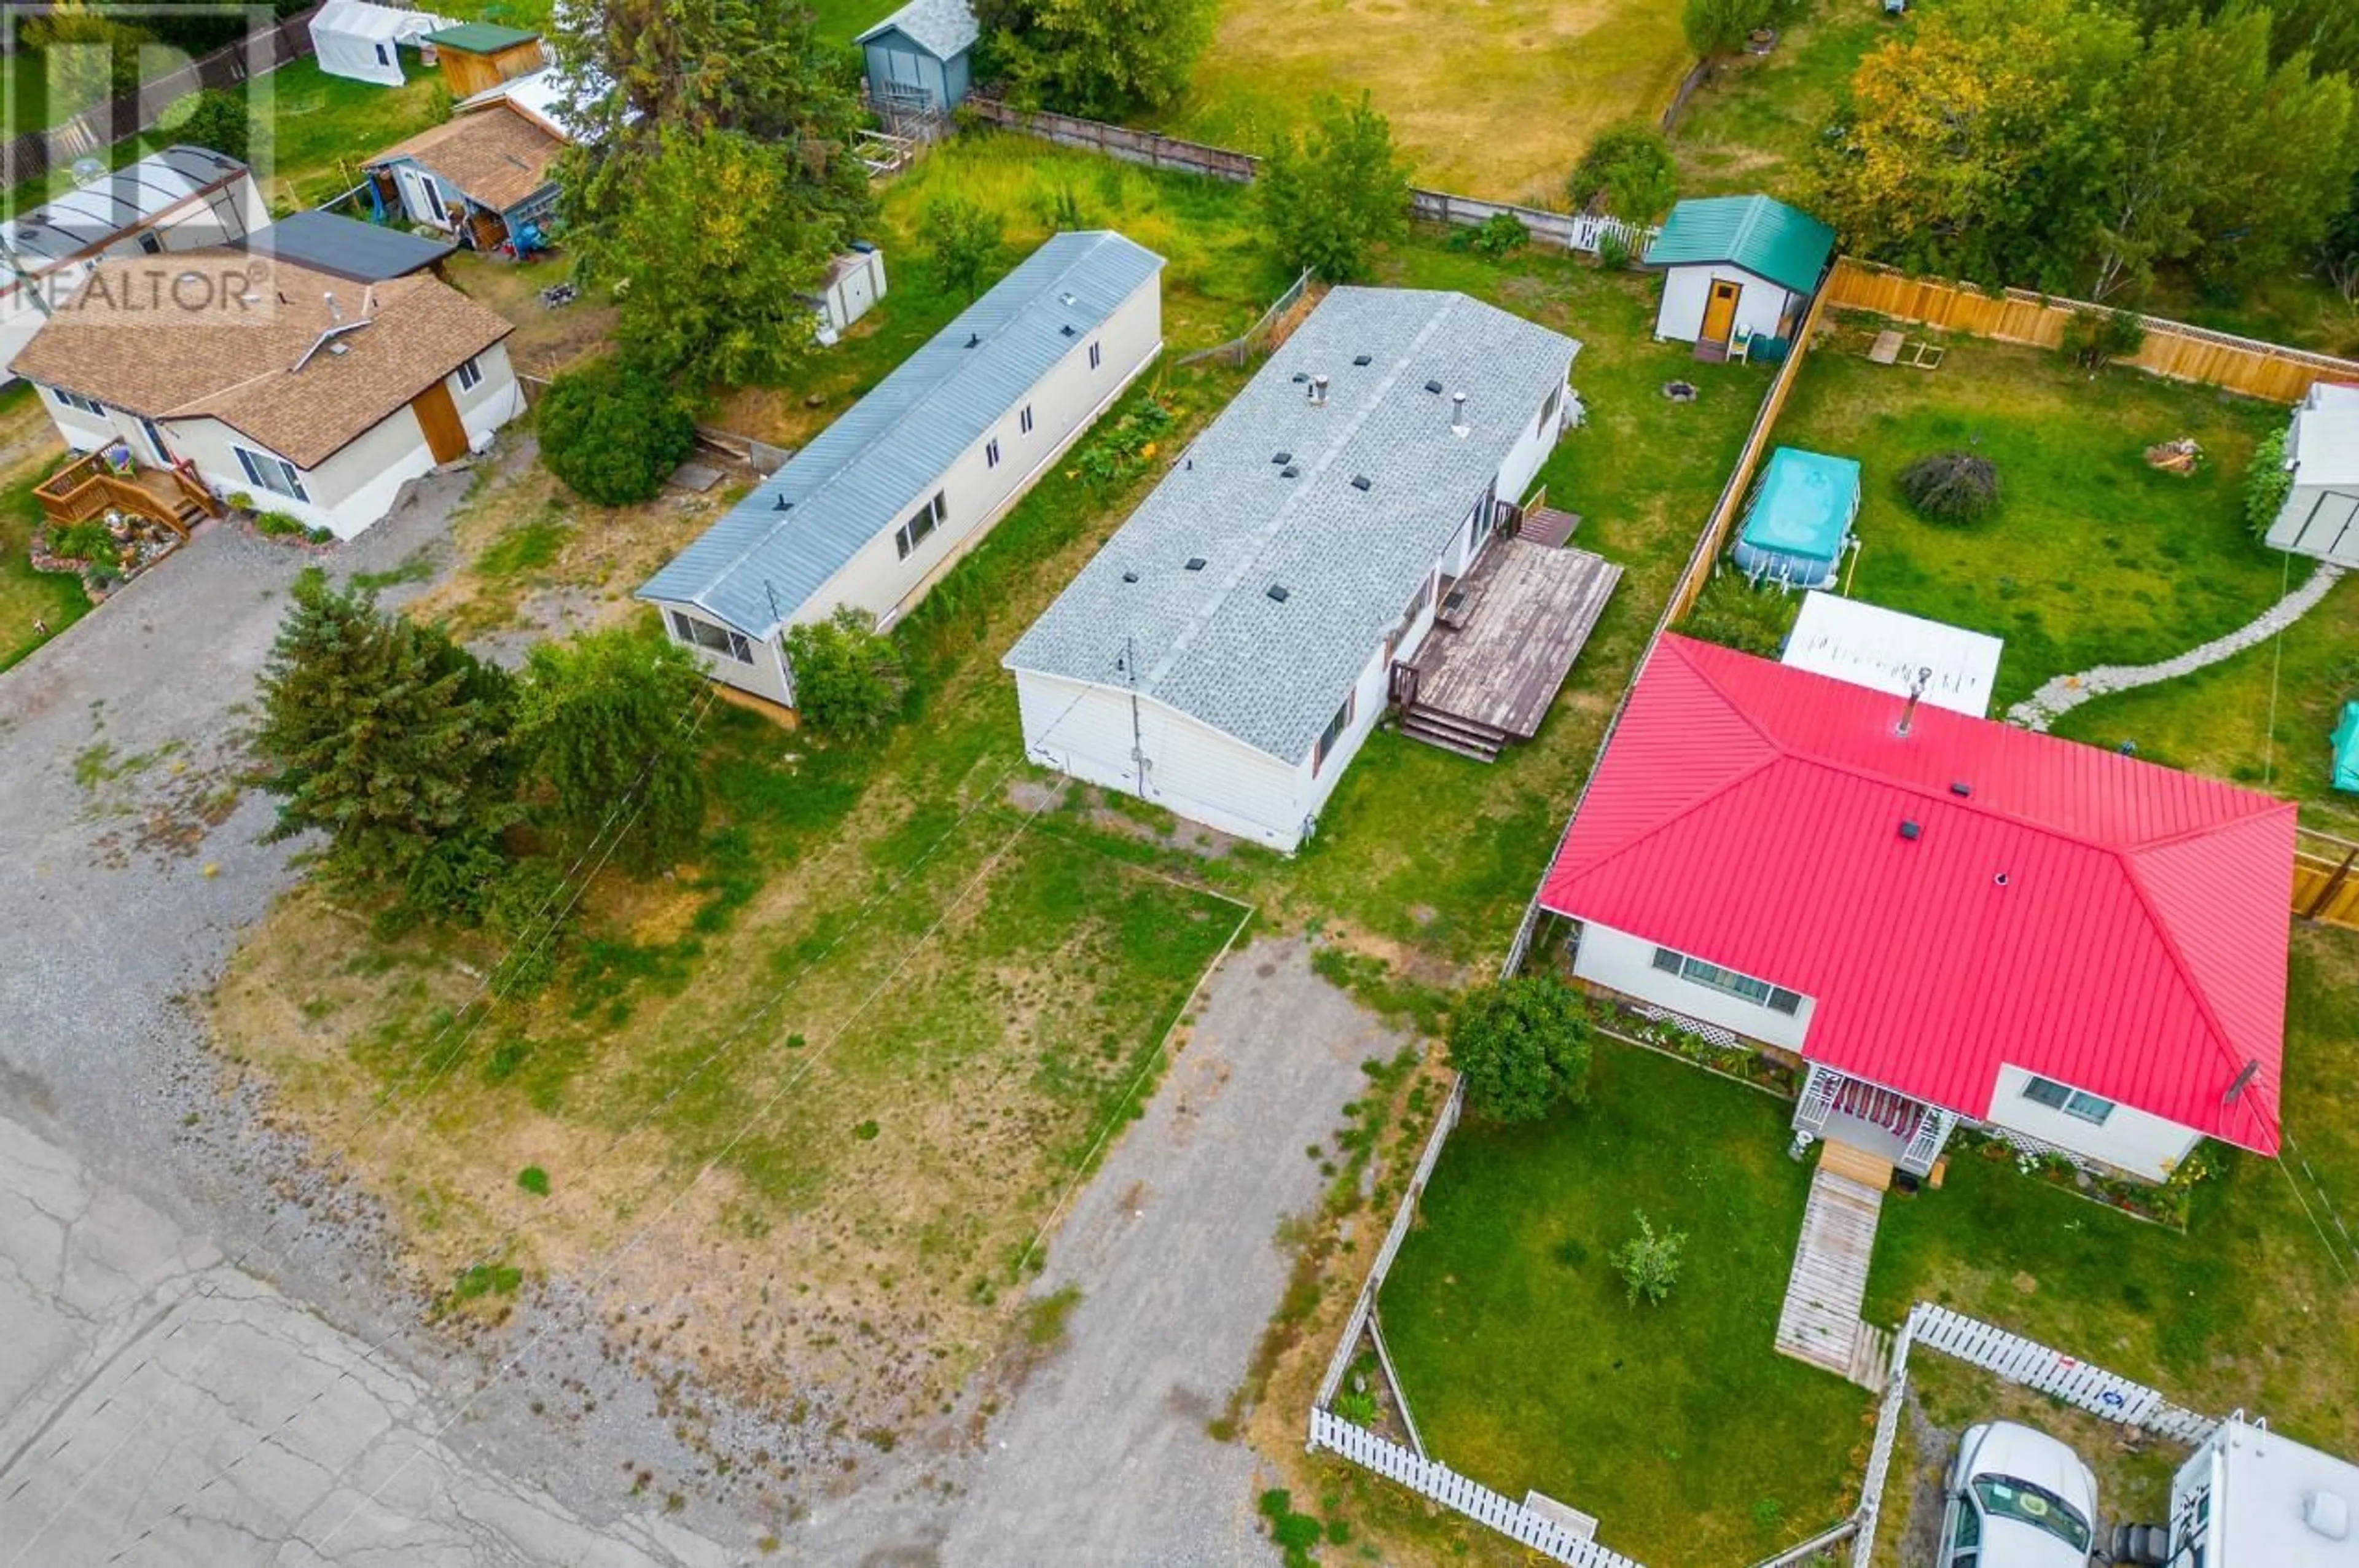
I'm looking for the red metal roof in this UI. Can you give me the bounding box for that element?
[1541,636,2293,1153]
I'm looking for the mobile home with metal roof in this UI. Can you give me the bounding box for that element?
[1003,287,1583,852]
[637,230,1164,712]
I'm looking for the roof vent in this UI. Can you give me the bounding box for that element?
[1350,475,1372,491]
[1059,291,1076,306]
[1281,464,1299,478]
[1310,374,1329,407]
[1450,391,1468,437]
[1993,872,2010,887]
[1949,781,1972,797]
[1898,820,1922,841]
[1424,379,1443,394]
[1267,585,1289,603]
[2307,1492,2350,1541]
[1272,450,1292,465]
[1121,569,1140,583]
[773,494,792,511]
[1291,372,1309,384]
[1353,354,1372,367]
[966,332,981,348]
[1184,556,1206,572]
[1061,324,1077,337]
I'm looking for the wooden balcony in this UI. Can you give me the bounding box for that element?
[36,450,222,537]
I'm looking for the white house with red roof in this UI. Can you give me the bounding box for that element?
[1539,634,2294,1183]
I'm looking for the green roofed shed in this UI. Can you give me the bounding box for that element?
[1643,195,1836,352]
[420,21,539,51]
[420,21,546,96]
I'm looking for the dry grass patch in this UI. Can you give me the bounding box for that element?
[1167,0,1693,198]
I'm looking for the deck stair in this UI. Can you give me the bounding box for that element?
[1398,705,1509,762]
[1517,505,1582,548]
[1774,1146,1889,1389]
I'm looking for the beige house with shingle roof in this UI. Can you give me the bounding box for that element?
[365,97,565,254]
[10,248,522,539]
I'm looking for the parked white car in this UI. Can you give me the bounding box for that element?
[1937,1421,2100,1568]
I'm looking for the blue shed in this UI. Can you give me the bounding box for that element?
[858,0,976,115]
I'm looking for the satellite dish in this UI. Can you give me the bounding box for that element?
[70,156,105,187]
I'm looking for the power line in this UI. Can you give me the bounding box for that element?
[62,661,1127,1563]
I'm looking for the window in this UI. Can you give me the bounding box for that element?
[986,438,1000,469]
[668,609,753,663]
[1311,689,1356,774]
[894,491,945,558]
[2022,1075,2114,1125]
[1650,945,1803,1015]
[1020,404,1035,435]
[233,443,310,502]
[49,386,103,416]
[455,356,483,392]
[374,42,392,65]
[136,230,163,255]
[1088,340,1102,370]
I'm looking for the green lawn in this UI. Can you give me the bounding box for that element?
[1868,922,2359,1467]
[1762,327,2296,710]
[1673,0,1912,201]
[0,470,90,674]
[1381,1043,1869,1566]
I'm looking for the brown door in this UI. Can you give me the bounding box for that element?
[413,380,469,464]
[1700,279,1742,344]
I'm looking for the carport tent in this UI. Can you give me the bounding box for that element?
[310,0,453,86]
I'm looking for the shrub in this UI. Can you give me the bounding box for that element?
[1332,1389,1378,1427]
[1681,571,1798,657]
[517,1165,551,1195]
[2062,306,2147,369]
[1595,227,1634,271]
[2245,425,2293,536]
[173,89,251,163]
[49,521,116,563]
[784,606,908,740]
[225,491,256,513]
[1897,451,2002,524]
[536,359,697,506]
[1684,0,1774,59]
[1568,122,1678,224]
[920,195,1004,302]
[1611,1211,1688,1306]
[253,510,310,538]
[1447,975,1594,1123]
[1451,211,1530,259]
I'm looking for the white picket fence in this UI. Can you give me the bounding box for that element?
[1908,1305,2221,1445]
[1407,189,1659,259]
[1849,1314,1919,1568]
[1309,1409,1646,1567]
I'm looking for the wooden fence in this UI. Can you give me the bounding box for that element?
[2296,827,2359,929]
[1823,257,2359,404]
[1309,1410,1645,1567]
[0,8,323,190]
[966,97,1654,259]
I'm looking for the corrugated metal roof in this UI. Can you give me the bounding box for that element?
[1643,195,1835,297]
[1540,635,2293,1153]
[855,0,978,60]
[1004,287,1579,763]
[230,209,455,282]
[0,146,248,267]
[637,231,1164,633]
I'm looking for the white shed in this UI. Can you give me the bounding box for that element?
[1643,194,1835,356]
[1779,591,2004,718]
[309,0,454,86]
[812,245,887,345]
[2264,381,2359,567]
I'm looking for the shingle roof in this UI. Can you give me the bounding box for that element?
[1540,635,2293,1153]
[8,249,513,469]
[855,0,978,60]
[231,209,455,282]
[637,231,1164,632]
[367,99,564,212]
[1643,195,1835,296]
[1004,287,1580,764]
[419,20,540,52]
[0,146,248,268]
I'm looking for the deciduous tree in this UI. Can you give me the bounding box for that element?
[976,0,1215,117]
[1256,93,1410,284]
[784,607,908,741]
[518,628,708,873]
[1447,975,1594,1124]
[1568,122,1678,224]
[537,358,697,505]
[920,195,1005,302]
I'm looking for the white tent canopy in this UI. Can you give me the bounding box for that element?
[1779,591,2005,718]
[310,0,454,87]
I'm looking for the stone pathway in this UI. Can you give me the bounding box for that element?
[2007,563,2345,731]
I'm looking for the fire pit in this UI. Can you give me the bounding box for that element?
[1663,381,1698,403]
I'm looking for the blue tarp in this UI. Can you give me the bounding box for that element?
[2333,701,2359,793]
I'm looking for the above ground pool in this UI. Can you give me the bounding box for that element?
[1732,447,1862,590]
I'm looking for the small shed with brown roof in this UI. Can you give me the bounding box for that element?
[366,98,564,254]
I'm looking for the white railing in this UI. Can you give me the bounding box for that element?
[1313,1075,1465,1406]
[1308,1409,1647,1567]
[1901,1108,1954,1174]
[1795,1063,1839,1133]
[1907,1305,2220,1444]
[1849,1312,1919,1567]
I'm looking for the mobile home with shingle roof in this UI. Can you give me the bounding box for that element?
[1003,287,1581,852]
[636,231,1164,713]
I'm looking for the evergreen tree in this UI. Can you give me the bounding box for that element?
[252,574,517,888]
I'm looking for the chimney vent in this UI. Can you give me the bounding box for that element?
[1450,391,1469,435]
[1896,665,1933,737]
[1310,374,1329,407]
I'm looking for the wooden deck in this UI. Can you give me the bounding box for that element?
[1397,537,1621,761]
[1774,1147,1891,1391]
[34,451,220,536]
